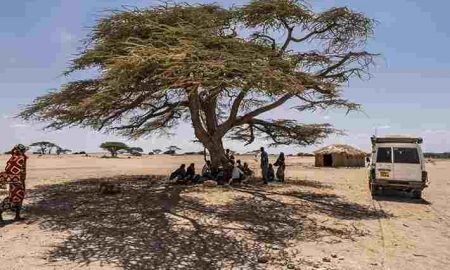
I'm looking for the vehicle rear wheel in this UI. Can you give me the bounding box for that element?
[412,190,422,199]
[370,184,378,196]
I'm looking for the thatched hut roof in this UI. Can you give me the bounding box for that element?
[314,144,367,157]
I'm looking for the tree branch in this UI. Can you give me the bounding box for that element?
[240,94,293,121]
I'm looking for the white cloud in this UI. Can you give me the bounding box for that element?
[323,115,331,120]
[377,125,391,130]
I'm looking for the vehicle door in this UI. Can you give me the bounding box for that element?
[375,147,394,180]
[393,147,421,181]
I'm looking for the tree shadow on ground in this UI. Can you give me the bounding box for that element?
[284,178,333,189]
[26,175,391,269]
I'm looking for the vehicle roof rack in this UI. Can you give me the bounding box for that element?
[371,135,423,144]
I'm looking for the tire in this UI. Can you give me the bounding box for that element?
[370,183,378,196]
[412,190,422,199]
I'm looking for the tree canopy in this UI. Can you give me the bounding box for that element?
[20,0,376,169]
[100,142,129,157]
[29,141,60,155]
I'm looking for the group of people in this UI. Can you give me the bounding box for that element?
[169,155,254,185]
[169,147,286,186]
[260,147,285,184]
[0,144,287,223]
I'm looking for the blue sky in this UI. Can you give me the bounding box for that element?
[1,0,449,154]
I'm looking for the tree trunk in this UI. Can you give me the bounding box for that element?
[203,137,229,173]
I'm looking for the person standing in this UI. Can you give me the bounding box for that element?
[0,144,28,222]
[274,152,286,182]
[260,147,269,184]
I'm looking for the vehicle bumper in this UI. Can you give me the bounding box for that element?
[372,179,428,190]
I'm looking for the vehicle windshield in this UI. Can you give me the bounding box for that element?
[376,147,392,163]
[393,147,420,164]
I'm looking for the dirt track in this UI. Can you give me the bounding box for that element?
[0,155,449,270]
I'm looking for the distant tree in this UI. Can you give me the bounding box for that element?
[297,152,314,157]
[424,152,450,159]
[128,147,144,156]
[153,149,162,155]
[100,142,129,157]
[167,146,182,153]
[21,1,376,170]
[56,147,72,155]
[29,141,59,155]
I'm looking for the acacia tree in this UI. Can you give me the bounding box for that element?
[153,149,162,155]
[100,142,129,157]
[56,147,72,155]
[128,147,144,156]
[20,0,376,170]
[30,141,59,155]
[167,146,182,152]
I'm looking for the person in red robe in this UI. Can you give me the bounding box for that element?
[0,144,28,222]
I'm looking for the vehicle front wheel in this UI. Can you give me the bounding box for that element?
[412,190,422,199]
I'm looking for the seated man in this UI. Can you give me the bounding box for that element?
[242,162,254,177]
[170,164,186,181]
[184,163,202,184]
[214,166,229,185]
[201,160,214,179]
[229,161,245,185]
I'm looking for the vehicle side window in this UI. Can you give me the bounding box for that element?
[393,148,420,164]
[376,147,392,163]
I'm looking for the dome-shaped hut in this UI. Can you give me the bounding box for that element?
[314,144,367,167]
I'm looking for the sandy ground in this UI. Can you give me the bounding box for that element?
[0,154,449,270]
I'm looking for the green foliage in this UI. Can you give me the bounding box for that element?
[100,142,129,157]
[128,147,144,156]
[56,147,72,155]
[167,145,182,152]
[29,141,60,155]
[20,1,376,167]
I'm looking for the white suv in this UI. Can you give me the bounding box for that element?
[369,136,428,199]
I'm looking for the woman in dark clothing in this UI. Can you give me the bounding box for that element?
[170,164,186,180]
[202,160,213,179]
[242,162,254,177]
[185,163,202,184]
[267,164,275,182]
[274,152,286,182]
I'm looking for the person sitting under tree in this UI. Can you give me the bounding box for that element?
[202,160,214,179]
[242,162,254,177]
[229,161,245,185]
[225,149,235,164]
[0,144,28,223]
[274,152,286,182]
[267,164,275,183]
[184,163,202,184]
[169,164,186,181]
